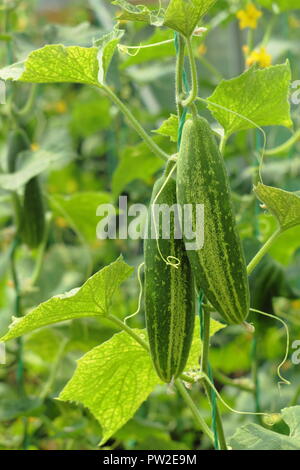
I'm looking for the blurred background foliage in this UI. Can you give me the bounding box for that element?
[0,0,299,450]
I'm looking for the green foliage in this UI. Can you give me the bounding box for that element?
[207,63,292,136]
[230,407,300,450]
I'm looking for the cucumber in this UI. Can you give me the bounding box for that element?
[21,177,46,249]
[144,165,195,382]
[6,128,30,173]
[177,115,250,325]
[6,128,31,232]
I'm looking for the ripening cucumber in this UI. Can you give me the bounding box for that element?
[144,165,195,382]
[21,177,46,249]
[177,115,250,325]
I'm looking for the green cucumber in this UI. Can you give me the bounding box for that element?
[6,128,31,232]
[6,128,30,173]
[21,177,46,249]
[177,115,250,325]
[144,166,195,382]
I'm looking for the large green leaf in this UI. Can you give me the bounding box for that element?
[0,27,123,85]
[59,317,224,445]
[163,0,216,37]
[255,183,300,232]
[59,329,161,446]
[114,0,215,37]
[0,257,134,342]
[230,406,300,450]
[207,63,292,136]
[0,45,100,85]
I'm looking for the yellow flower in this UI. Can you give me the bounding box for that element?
[236,3,262,30]
[198,44,207,56]
[54,100,67,114]
[30,142,40,151]
[55,217,68,228]
[246,47,272,68]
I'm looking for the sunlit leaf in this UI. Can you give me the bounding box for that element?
[230,406,300,450]
[207,62,292,136]
[0,257,134,342]
[164,0,216,37]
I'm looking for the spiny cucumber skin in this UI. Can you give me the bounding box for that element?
[177,116,250,325]
[21,177,46,249]
[144,175,195,383]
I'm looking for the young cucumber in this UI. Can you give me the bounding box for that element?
[6,128,30,173]
[177,116,250,325]
[21,177,46,249]
[144,165,195,382]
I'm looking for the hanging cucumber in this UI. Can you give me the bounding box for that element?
[177,115,250,325]
[21,177,46,249]
[144,164,195,383]
[6,128,31,233]
[6,128,30,173]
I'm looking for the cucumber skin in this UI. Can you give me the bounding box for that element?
[7,129,30,173]
[177,116,250,325]
[144,174,195,383]
[21,177,45,249]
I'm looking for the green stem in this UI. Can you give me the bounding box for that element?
[265,129,300,156]
[213,370,254,393]
[100,85,169,161]
[107,314,150,351]
[219,134,227,155]
[201,307,227,450]
[247,228,282,275]
[175,379,214,444]
[10,239,24,392]
[175,33,185,118]
[261,13,278,47]
[181,36,198,108]
[15,84,38,118]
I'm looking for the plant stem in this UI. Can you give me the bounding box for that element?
[247,228,282,275]
[181,36,198,108]
[219,134,227,155]
[175,33,185,119]
[15,84,38,118]
[201,307,227,450]
[175,379,214,445]
[100,85,169,161]
[213,369,254,393]
[265,129,300,156]
[107,314,150,351]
